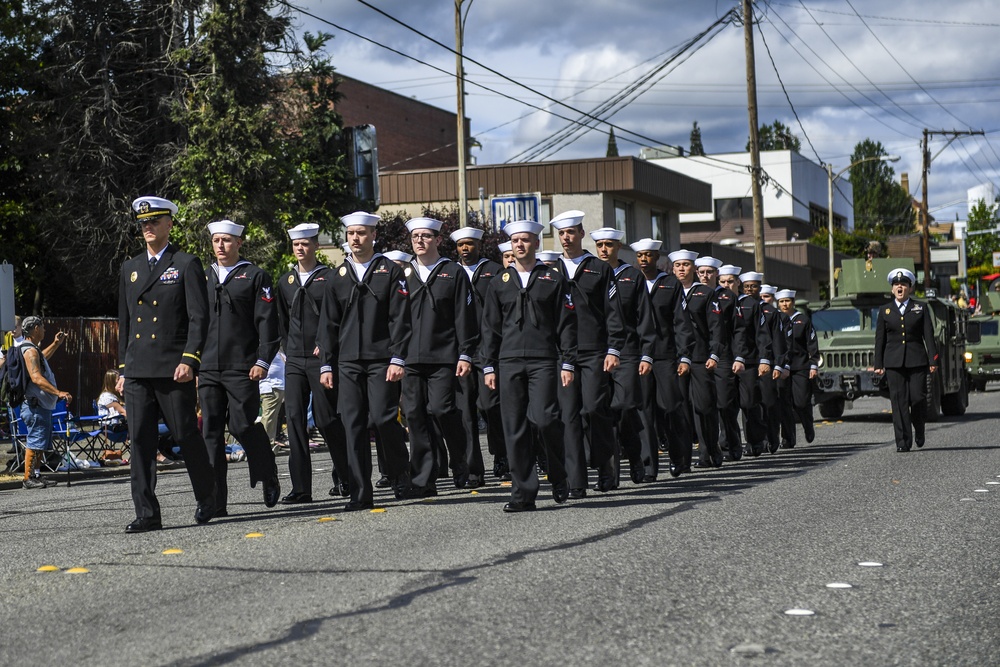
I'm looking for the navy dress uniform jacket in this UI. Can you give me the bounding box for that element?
[403,258,478,365]
[203,261,279,371]
[317,255,411,365]
[612,263,656,363]
[559,253,626,356]
[118,243,209,377]
[681,283,722,363]
[782,311,820,371]
[646,272,693,363]
[276,266,332,359]
[734,294,773,366]
[874,300,939,369]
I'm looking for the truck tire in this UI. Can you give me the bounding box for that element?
[925,372,942,422]
[818,398,845,420]
[941,373,968,417]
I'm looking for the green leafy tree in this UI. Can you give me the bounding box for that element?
[746,120,801,152]
[965,198,1000,270]
[689,121,704,156]
[848,139,913,236]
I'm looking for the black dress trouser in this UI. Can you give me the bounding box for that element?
[284,355,349,496]
[404,363,470,489]
[884,367,928,450]
[559,350,615,489]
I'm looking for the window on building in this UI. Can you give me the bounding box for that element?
[810,204,844,230]
[651,210,666,241]
[614,199,639,243]
[715,197,752,223]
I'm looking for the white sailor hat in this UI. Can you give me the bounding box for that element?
[630,238,662,252]
[498,241,513,253]
[405,217,443,233]
[132,196,178,220]
[718,264,742,276]
[341,242,352,256]
[207,219,244,237]
[341,211,379,227]
[384,250,413,263]
[590,227,625,242]
[887,267,915,286]
[760,284,777,295]
[450,226,484,242]
[668,249,698,263]
[537,250,562,262]
[739,271,764,283]
[287,223,320,240]
[694,256,723,269]
[549,210,585,230]
[504,220,544,237]
[775,289,797,300]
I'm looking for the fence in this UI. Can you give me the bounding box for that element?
[42,317,120,417]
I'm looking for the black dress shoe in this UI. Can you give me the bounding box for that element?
[552,480,569,504]
[780,440,795,449]
[466,474,484,489]
[569,488,587,499]
[896,445,911,453]
[670,463,683,477]
[641,474,657,483]
[327,483,350,498]
[768,440,780,454]
[374,475,391,488]
[343,500,375,512]
[125,517,162,534]
[628,458,644,484]
[279,491,313,504]
[263,477,281,508]
[693,460,712,468]
[502,501,536,513]
[915,438,924,449]
[453,469,470,489]
[195,496,216,524]
[594,476,617,492]
[406,485,438,499]
[729,447,743,461]
[804,422,816,443]
[492,458,509,479]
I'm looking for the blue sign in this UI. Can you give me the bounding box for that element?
[491,193,541,231]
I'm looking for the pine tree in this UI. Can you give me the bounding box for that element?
[689,121,705,156]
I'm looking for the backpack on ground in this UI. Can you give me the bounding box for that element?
[0,344,29,408]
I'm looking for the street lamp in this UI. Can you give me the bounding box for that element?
[826,155,900,298]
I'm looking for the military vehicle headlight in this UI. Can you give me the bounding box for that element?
[817,355,824,368]
[964,352,973,363]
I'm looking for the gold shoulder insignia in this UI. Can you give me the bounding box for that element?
[288,275,294,284]
[501,272,510,282]
[339,266,347,276]
[130,271,137,283]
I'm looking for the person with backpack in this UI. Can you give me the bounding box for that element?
[18,316,72,489]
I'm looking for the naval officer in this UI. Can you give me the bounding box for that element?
[117,196,216,532]
[874,268,938,452]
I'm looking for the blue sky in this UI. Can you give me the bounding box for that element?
[288,0,1000,223]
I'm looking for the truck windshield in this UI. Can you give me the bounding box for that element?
[812,308,863,332]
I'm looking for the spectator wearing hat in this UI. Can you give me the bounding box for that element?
[117,196,216,532]
[874,268,938,452]
[672,250,724,469]
[198,220,281,515]
[481,220,575,512]
[592,228,656,484]
[274,222,350,504]
[774,289,819,448]
[397,217,478,496]
[451,226,508,481]
[18,317,71,489]
[318,211,413,510]
[632,240,694,478]
[550,210,625,496]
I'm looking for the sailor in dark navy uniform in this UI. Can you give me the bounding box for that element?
[550,210,625,496]
[318,211,412,511]
[731,271,772,457]
[874,268,939,452]
[451,226,506,482]
[672,250,725,468]
[481,220,576,512]
[696,257,743,462]
[592,228,655,484]
[198,220,281,515]
[632,239,694,478]
[758,284,786,453]
[399,217,478,496]
[274,222,349,504]
[775,289,819,447]
[117,196,216,533]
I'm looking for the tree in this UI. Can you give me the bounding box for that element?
[965,198,1000,270]
[746,120,801,152]
[375,206,505,265]
[848,139,913,236]
[689,121,704,156]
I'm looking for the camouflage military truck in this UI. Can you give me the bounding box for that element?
[965,291,1000,392]
[809,258,971,420]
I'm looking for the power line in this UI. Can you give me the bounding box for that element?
[767,2,1000,28]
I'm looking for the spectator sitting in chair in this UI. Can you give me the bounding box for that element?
[97,370,127,421]
[19,316,71,489]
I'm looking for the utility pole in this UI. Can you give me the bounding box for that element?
[921,128,985,289]
[455,1,472,226]
[743,0,765,273]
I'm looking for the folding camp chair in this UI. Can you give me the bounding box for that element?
[8,403,72,484]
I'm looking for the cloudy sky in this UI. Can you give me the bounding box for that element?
[287,0,1000,222]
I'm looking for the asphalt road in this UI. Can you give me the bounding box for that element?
[1,389,998,667]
